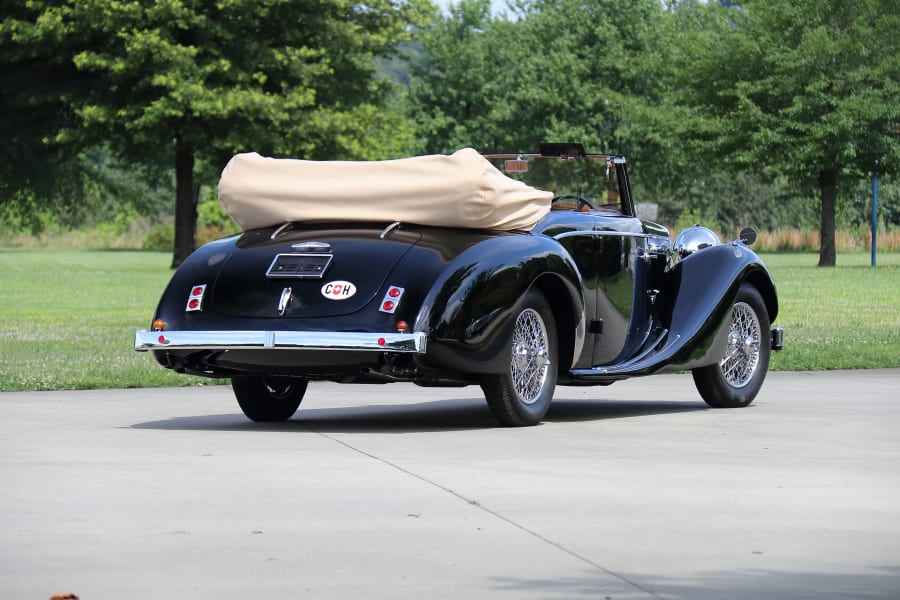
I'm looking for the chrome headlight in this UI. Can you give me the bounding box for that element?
[673,225,721,259]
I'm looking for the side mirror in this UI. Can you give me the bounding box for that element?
[739,227,757,246]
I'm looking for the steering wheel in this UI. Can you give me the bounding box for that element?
[552,193,595,211]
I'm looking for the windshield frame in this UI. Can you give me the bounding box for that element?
[482,152,634,218]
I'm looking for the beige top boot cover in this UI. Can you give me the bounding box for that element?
[218,148,553,232]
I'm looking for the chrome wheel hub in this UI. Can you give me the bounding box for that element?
[720,302,761,388]
[509,308,550,405]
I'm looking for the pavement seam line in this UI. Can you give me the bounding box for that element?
[304,425,666,600]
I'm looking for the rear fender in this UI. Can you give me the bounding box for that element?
[415,235,585,374]
[148,236,238,331]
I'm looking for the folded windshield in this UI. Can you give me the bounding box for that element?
[484,154,626,214]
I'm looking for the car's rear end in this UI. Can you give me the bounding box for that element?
[135,222,448,382]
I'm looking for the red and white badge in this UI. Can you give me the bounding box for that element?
[321,280,357,300]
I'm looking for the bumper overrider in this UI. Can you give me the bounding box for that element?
[134,330,427,353]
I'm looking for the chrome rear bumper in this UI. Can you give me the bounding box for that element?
[134,329,427,353]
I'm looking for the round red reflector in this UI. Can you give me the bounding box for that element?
[382,300,395,311]
[388,287,401,298]
[191,286,204,296]
[158,335,167,344]
[377,337,386,346]
[188,298,200,309]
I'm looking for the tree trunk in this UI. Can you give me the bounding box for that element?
[172,137,197,268]
[817,168,837,267]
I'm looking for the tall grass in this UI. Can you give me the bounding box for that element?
[0,219,236,250]
[754,228,900,253]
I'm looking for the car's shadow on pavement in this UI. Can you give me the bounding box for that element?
[130,397,708,433]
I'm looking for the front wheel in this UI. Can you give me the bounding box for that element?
[231,376,308,422]
[692,283,771,408]
[481,290,558,426]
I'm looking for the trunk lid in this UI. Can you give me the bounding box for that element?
[211,224,421,319]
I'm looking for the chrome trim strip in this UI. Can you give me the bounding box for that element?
[380,221,402,239]
[135,329,427,353]
[553,230,670,242]
[277,287,292,315]
[270,222,294,240]
[291,241,331,253]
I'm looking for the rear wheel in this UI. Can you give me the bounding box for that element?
[481,291,558,426]
[231,376,307,422]
[692,283,770,408]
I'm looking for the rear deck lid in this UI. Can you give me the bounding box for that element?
[211,225,421,319]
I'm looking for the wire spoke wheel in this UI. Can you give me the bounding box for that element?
[692,283,771,408]
[720,302,762,388]
[481,291,557,426]
[510,308,551,405]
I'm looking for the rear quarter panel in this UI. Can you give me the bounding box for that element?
[414,234,585,374]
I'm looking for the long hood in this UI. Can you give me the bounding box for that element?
[211,225,422,319]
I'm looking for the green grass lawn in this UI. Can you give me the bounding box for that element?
[0,248,189,391]
[0,248,898,391]
[762,252,900,371]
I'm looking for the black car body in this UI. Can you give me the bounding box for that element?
[136,143,783,426]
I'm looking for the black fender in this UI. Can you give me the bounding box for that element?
[573,242,777,380]
[659,242,777,371]
[148,236,238,331]
[414,234,586,375]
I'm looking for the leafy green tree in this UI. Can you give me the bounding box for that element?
[408,0,519,152]
[409,0,708,222]
[410,0,671,162]
[8,0,428,265]
[670,0,899,265]
[0,0,94,226]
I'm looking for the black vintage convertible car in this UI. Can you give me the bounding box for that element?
[136,143,783,426]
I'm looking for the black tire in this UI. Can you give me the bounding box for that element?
[481,290,558,426]
[692,283,771,408]
[231,376,307,422]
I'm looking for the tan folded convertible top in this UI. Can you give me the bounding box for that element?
[218,148,553,232]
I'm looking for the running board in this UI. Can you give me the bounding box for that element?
[568,329,674,382]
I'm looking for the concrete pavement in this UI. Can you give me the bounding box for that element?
[1,370,899,599]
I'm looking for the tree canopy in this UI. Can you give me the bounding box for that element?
[1,0,897,264]
[409,0,669,159]
[660,0,900,264]
[2,0,430,264]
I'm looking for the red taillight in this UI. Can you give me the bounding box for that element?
[185,284,207,312]
[379,286,404,314]
[377,337,386,347]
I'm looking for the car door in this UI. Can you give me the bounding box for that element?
[588,161,655,365]
[591,215,646,364]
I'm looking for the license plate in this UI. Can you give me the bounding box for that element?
[266,254,333,279]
